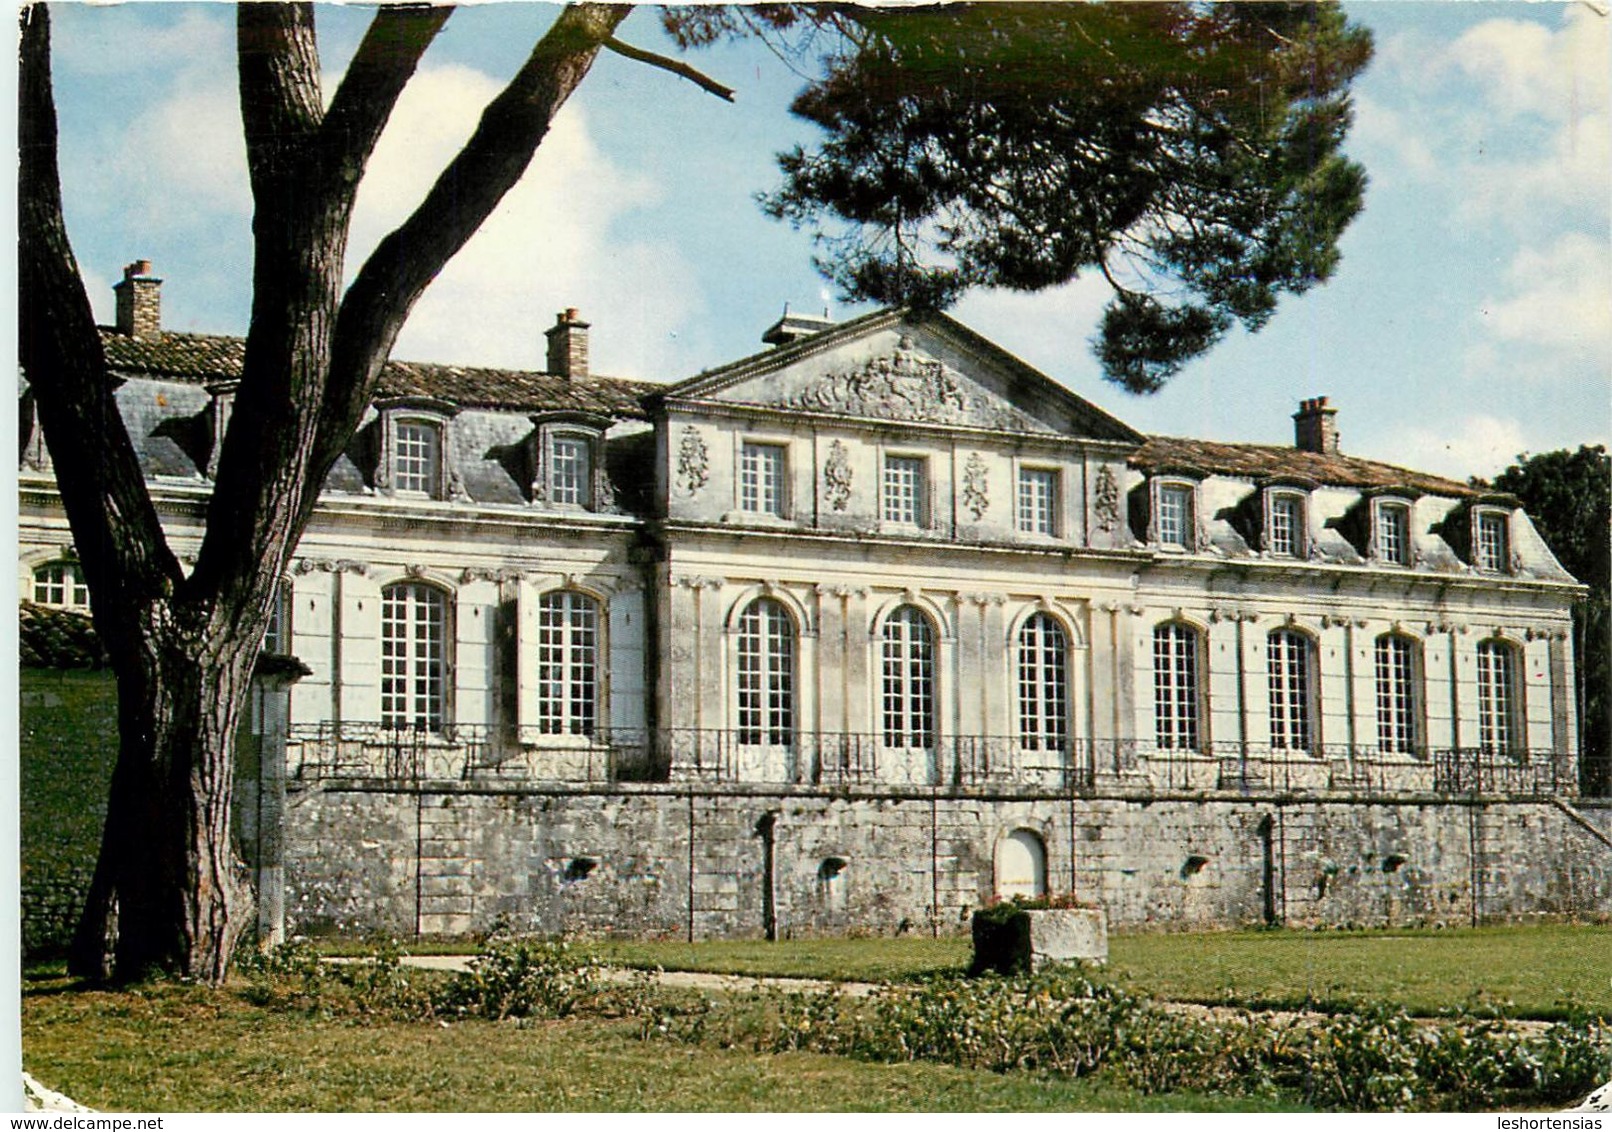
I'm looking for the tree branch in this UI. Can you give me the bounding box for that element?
[237,4,324,197]
[306,3,633,493]
[321,5,456,184]
[18,3,183,637]
[603,35,734,101]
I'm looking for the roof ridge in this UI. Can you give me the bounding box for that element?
[1136,434,1473,494]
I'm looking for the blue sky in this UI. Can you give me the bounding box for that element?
[44,1,1611,482]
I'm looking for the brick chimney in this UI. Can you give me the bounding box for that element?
[1293,396,1340,455]
[544,308,590,380]
[113,259,162,339]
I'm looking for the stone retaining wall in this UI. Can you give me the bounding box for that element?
[284,784,1612,939]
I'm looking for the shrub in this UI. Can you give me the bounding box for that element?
[235,936,433,1019]
[967,902,1031,977]
[435,936,604,1021]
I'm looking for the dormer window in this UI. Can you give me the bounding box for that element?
[1265,490,1307,557]
[1153,479,1197,550]
[395,420,442,495]
[1374,499,1412,566]
[204,380,238,479]
[549,434,593,507]
[1474,509,1511,573]
[374,398,458,501]
[531,411,613,511]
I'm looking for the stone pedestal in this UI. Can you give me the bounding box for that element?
[1026,908,1108,968]
[969,905,1108,975]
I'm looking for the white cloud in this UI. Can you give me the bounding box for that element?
[952,273,1115,382]
[55,9,233,79]
[346,65,705,379]
[1451,6,1609,124]
[108,83,250,218]
[1367,414,1532,482]
[1482,233,1612,355]
[1349,95,1440,185]
[1367,9,1609,222]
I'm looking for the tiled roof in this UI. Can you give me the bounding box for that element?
[19,603,106,669]
[99,329,656,418]
[1133,436,1476,497]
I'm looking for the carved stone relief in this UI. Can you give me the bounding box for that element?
[1093,465,1120,532]
[962,452,989,520]
[293,557,368,576]
[823,439,853,512]
[781,337,1049,432]
[677,427,709,495]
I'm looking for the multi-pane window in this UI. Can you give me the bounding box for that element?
[1017,468,1058,536]
[394,420,442,497]
[263,581,291,655]
[1476,512,1510,572]
[740,443,787,518]
[737,598,794,746]
[881,605,936,748]
[537,590,598,735]
[549,436,593,507]
[1153,623,1201,751]
[883,456,927,526]
[32,561,88,609]
[1476,640,1518,755]
[1376,501,1410,565]
[1156,483,1195,549]
[381,583,447,731]
[1017,613,1069,751]
[1374,634,1419,755]
[1268,494,1305,557]
[1267,630,1314,753]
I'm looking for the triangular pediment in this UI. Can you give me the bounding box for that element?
[663,309,1140,443]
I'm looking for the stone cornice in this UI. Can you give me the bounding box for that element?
[658,397,1137,455]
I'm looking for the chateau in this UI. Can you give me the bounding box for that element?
[19,263,1609,942]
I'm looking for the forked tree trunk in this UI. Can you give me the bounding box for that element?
[25,1,629,984]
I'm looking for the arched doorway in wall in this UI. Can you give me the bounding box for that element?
[995,829,1048,900]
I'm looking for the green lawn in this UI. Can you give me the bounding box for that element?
[20,973,1301,1113]
[1106,924,1612,1018]
[581,923,1612,1018]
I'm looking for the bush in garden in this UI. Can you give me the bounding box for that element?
[434,936,603,1021]
[967,901,1032,977]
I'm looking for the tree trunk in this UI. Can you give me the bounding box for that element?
[70,613,264,983]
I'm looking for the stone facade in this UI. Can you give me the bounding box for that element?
[18,265,1602,942]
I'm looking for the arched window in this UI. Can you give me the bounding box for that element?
[32,561,88,609]
[1017,613,1069,751]
[1476,640,1519,755]
[1153,622,1201,751]
[537,590,598,735]
[995,829,1048,900]
[737,598,795,746]
[381,583,448,731]
[1374,634,1420,755]
[1267,629,1315,753]
[881,605,936,749]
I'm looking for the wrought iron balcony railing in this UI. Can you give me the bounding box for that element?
[282,722,1578,799]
